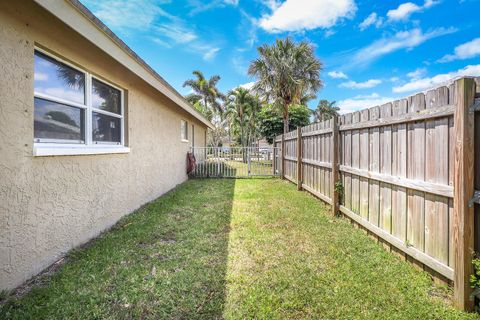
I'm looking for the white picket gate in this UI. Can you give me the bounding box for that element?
[189,146,280,178]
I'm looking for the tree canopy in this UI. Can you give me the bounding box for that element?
[183,70,225,115]
[183,70,227,146]
[312,100,340,122]
[248,38,322,134]
[258,104,311,144]
[225,87,262,148]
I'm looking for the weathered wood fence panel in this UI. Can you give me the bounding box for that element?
[273,77,479,311]
[275,120,334,204]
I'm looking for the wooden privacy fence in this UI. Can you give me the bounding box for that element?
[273,77,480,310]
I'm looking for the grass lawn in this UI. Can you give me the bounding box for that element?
[0,179,475,319]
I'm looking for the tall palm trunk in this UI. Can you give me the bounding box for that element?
[241,125,248,163]
[283,102,289,134]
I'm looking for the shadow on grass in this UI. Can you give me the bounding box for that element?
[0,178,236,319]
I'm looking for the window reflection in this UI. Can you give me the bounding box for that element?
[34,51,85,104]
[92,78,121,114]
[92,112,121,143]
[34,98,84,142]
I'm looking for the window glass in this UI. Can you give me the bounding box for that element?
[181,120,188,141]
[92,112,121,143]
[34,51,85,104]
[34,97,85,142]
[192,124,195,147]
[92,78,121,115]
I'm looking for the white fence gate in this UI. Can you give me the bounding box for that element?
[189,147,280,178]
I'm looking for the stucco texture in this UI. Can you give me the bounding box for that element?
[0,1,207,290]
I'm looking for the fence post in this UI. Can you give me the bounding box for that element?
[273,141,277,176]
[453,77,476,311]
[281,134,285,179]
[247,147,251,177]
[331,116,340,216]
[297,127,303,190]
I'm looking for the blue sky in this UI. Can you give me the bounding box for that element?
[81,0,480,113]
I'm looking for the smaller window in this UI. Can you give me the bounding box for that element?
[181,120,188,142]
[191,124,195,147]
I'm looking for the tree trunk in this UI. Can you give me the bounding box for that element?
[283,107,289,134]
[241,126,247,163]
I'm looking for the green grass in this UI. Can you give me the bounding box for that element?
[0,179,475,319]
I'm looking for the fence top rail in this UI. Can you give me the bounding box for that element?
[301,118,332,133]
[339,104,454,131]
[301,127,333,137]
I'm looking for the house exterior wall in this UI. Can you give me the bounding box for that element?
[0,1,207,290]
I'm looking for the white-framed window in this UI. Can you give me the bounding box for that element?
[181,120,188,142]
[33,47,129,156]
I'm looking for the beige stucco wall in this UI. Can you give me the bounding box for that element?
[0,1,207,290]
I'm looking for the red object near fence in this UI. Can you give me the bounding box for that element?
[187,152,196,174]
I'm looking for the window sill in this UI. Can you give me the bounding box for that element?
[33,145,130,157]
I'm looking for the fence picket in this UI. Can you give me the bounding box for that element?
[407,93,426,263]
[368,106,380,227]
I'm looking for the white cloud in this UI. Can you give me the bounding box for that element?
[155,24,198,44]
[259,0,356,33]
[35,87,84,104]
[393,64,480,93]
[387,0,439,21]
[202,47,221,61]
[84,0,221,61]
[351,27,457,66]
[423,0,438,8]
[359,12,382,30]
[406,67,427,79]
[153,23,222,61]
[240,82,255,90]
[337,93,394,114]
[328,71,348,79]
[238,9,259,48]
[232,53,249,75]
[187,0,239,15]
[339,79,382,89]
[387,2,421,21]
[262,0,281,10]
[83,0,171,31]
[34,72,48,81]
[390,77,400,82]
[438,37,480,62]
[324,29,336,38]
[354,93,381,99]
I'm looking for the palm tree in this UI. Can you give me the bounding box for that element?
[225,87,262,162]
[313,100,339,122]
[186,95,214,121]
[183,70,225,114]
[225,87,251,150]
[183,71,228,147]
[248,38,323,134]
[246,94,262,147]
